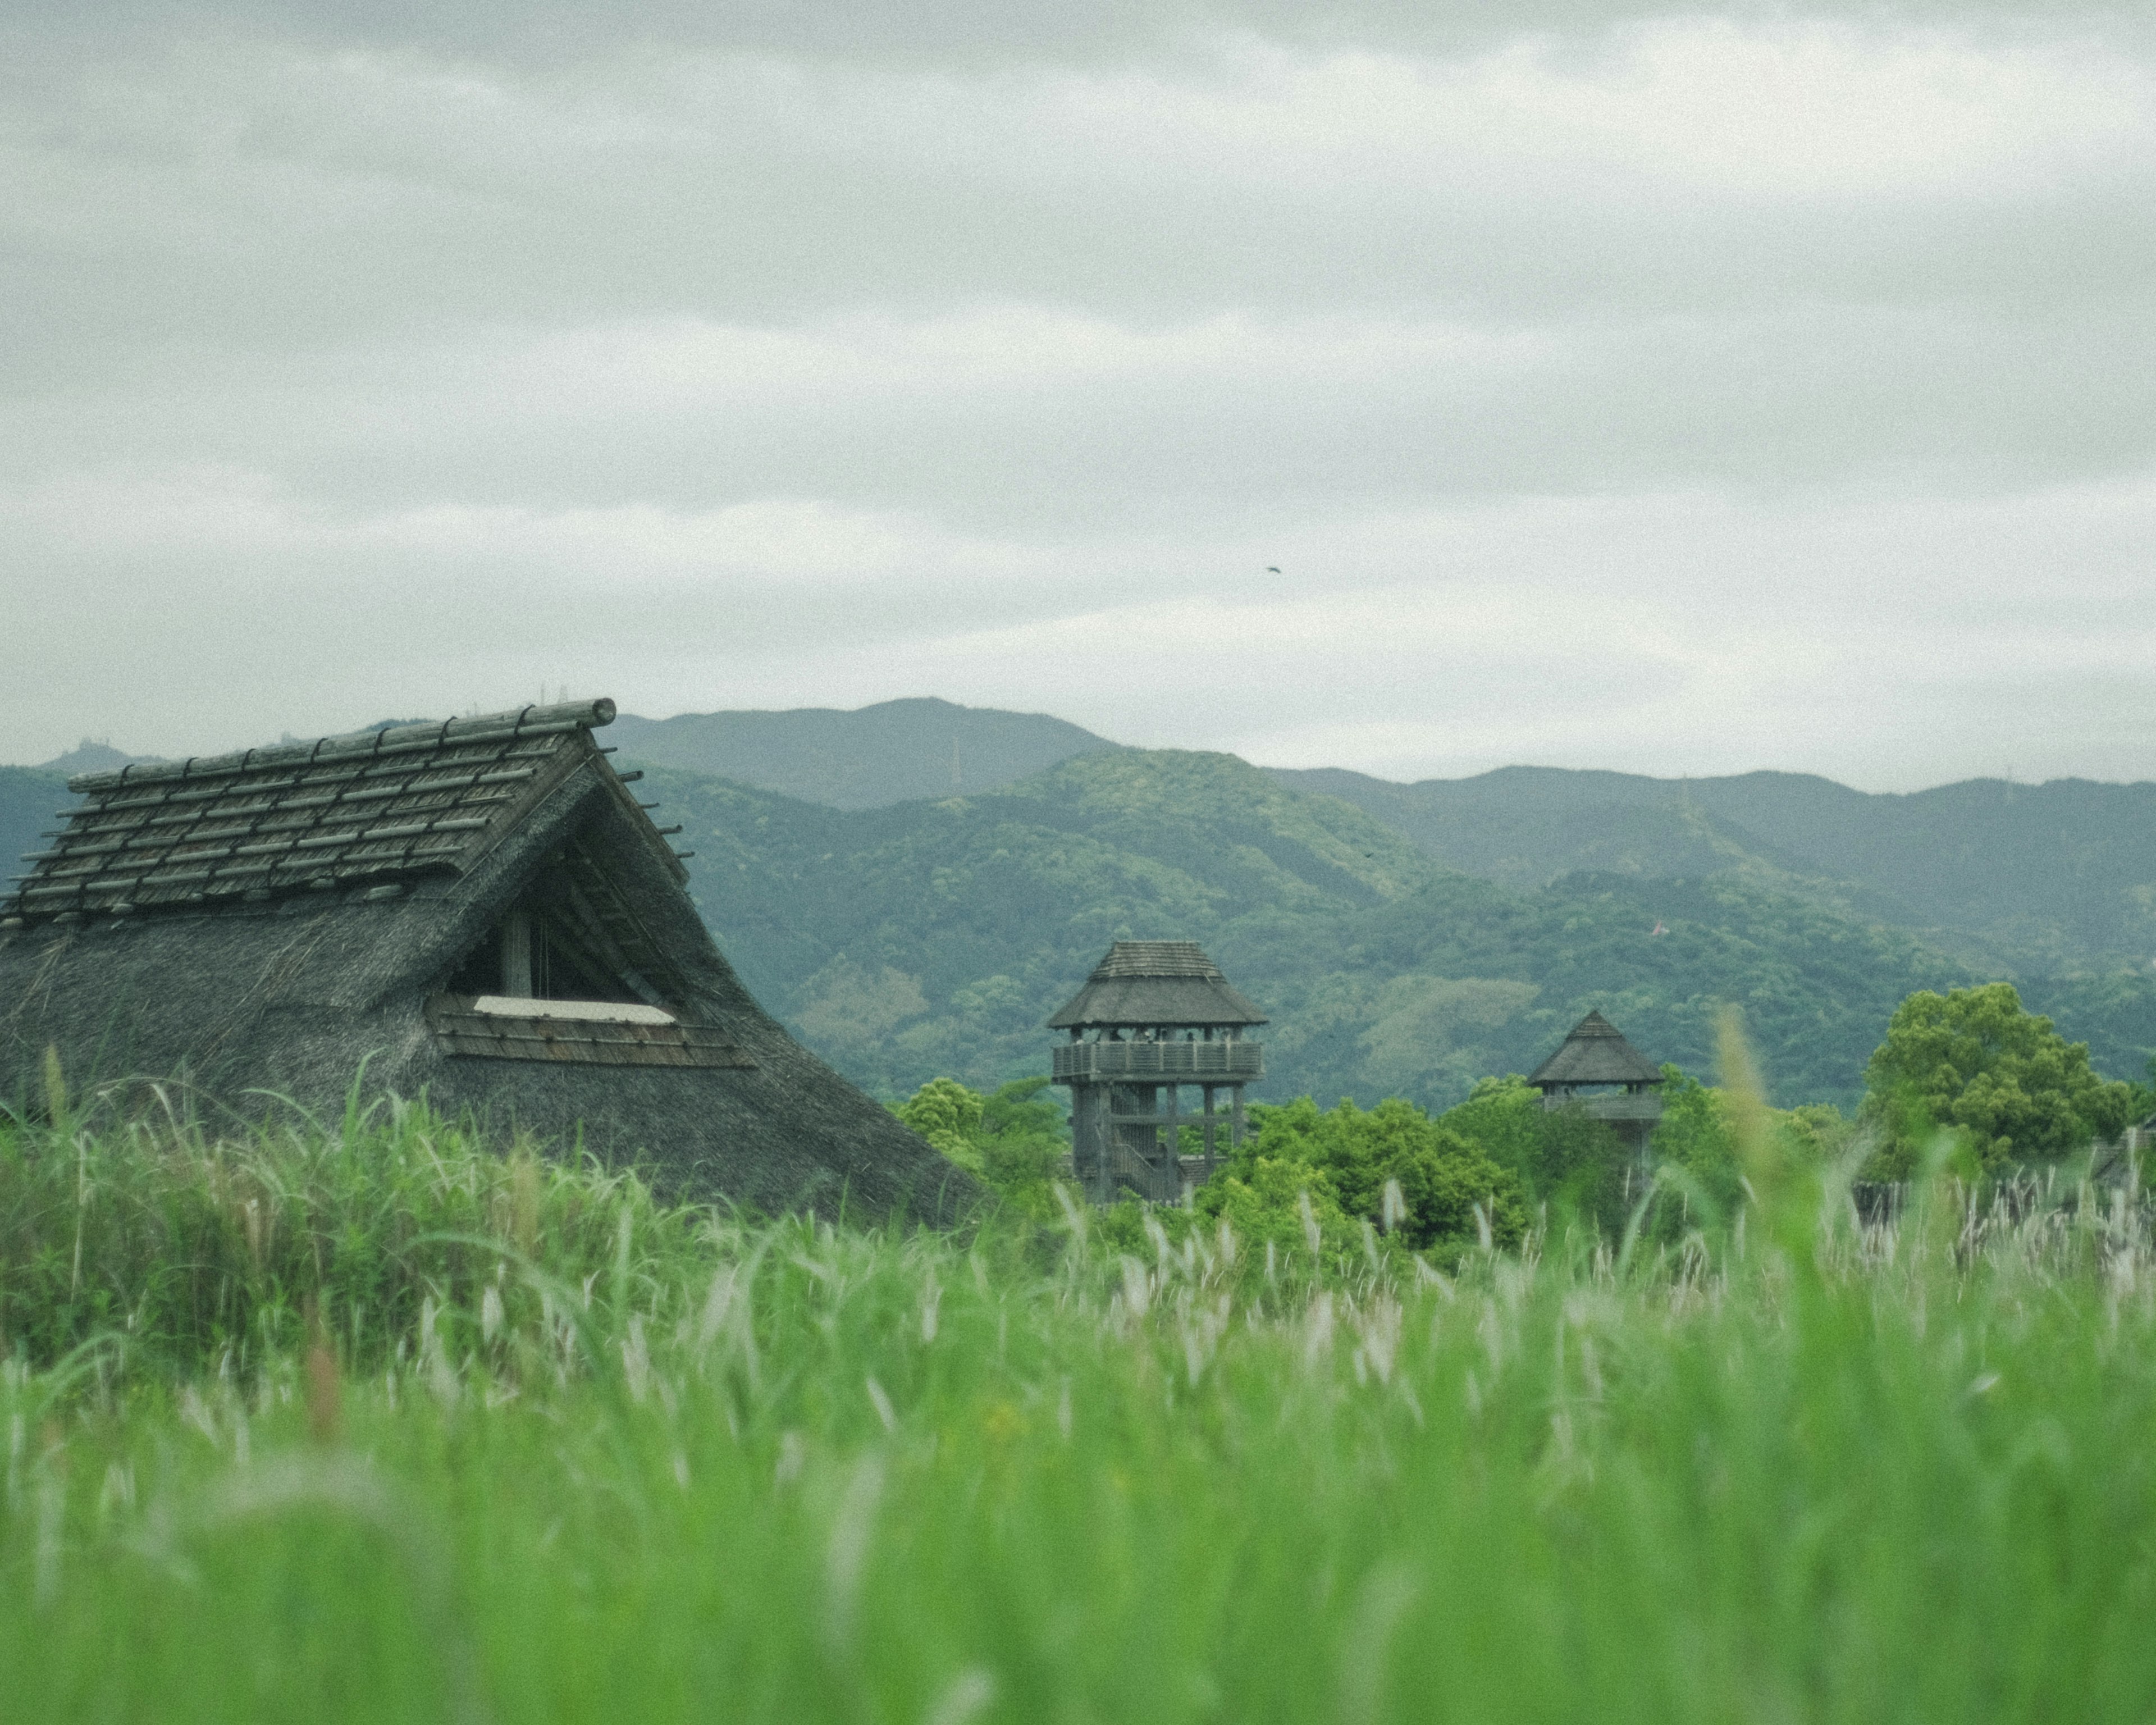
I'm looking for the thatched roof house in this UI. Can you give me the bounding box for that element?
[0,699,969,1221]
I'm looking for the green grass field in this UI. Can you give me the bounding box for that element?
[4,1089,2155,1723]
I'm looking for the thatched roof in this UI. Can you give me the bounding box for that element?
[1527,1011,1663,1089]
[0,700,971,1224]
[5,700,632,921]
[1047,940,1266,1030]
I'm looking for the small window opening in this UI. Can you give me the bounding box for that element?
[446,903,648,1006]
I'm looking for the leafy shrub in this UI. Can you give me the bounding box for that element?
[1195,1095,1527,1257]
[893,1076,988,1167]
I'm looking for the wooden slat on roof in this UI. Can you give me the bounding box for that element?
[3,700,615,922]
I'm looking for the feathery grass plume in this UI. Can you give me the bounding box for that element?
[508,1144,541,1260]
[1716,1003,1822,1271]
[42,1045,67,1129]
[824,1453,885,1653]
[303,1295,342,1446]
[921,1668,997,1725]
[6,1084,2156,1720]
[1715,1006,1775,1200]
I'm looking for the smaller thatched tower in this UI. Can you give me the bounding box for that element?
[1047,940,1265,1206]
[1527,1010,1664,1152]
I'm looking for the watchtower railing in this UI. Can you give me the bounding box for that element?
[1054,1041,1264,1082]
[1539,1090,1663,1122]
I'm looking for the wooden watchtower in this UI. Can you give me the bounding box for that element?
[1048,941,1266,1206]
[1527,1010,1664,1153]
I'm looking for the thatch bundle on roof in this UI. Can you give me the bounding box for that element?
[1525,1011,1664,1093]
[0,700,970,1222]
[1047,941,1267,1033]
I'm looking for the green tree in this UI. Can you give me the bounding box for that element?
[975,1078,1070,1213]
[1861,983,2132,1176]
[2122,1053,2156,1131]
[1437,1075,1633,1234]
[894,1076,986,1168]
[896,1075,1070,1217]
[1433,1076,1545,1186]
[1198,1157,1351,1254]
[1199,1096,1527,1256]
[1647,1066,1743,1225]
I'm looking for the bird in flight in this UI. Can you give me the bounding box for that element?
[1266,565,1281,573]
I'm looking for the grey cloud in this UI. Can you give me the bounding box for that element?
[10,301,2152,531]
[7,21,2152,356]
[3,1,2153,784]
[35,1,2155,67]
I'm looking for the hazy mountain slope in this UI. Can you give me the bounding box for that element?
[1698,774,2156,970]
[0,769,68,905]
[1276,763,2156,971]
[645,749,1455,1098]
[1313,868,1975,1108]
[638,751,1993,1110]
[1282,765,1897,912]
[2027,968,2156,1095]
[36,741,148,775]
[611,697,1113,809]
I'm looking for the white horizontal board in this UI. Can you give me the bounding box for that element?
[471,995,676,1025]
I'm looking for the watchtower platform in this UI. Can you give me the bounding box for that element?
[1047,940,1266,1206]
[1527,1010,1665,1153]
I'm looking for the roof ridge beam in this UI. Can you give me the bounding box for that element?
[68,699,616,793]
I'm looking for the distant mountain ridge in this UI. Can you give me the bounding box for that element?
[610,697,1113,809]
[0,769,65,909]
[1275,764,2156,974]
[36,741,152,776]
[612,697,2156,977]
[640,749,2008,1111]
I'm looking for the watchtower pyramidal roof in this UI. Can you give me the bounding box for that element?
[1527,1010,1664,1089]
[1047,939,1266,1030]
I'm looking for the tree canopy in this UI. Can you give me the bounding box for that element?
[894,1075,1068,1217]
[1861,983,2132,1176]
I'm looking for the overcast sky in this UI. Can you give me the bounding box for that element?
[4,1,2152,789]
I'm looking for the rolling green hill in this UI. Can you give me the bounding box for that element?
[1272,760,2156,1102]
[636,750,2017,1111]
[608,697,1111,809]
[1277,764,2156,974]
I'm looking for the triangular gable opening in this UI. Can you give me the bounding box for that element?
[429,826,751,1070]
[444,829,683,1008]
